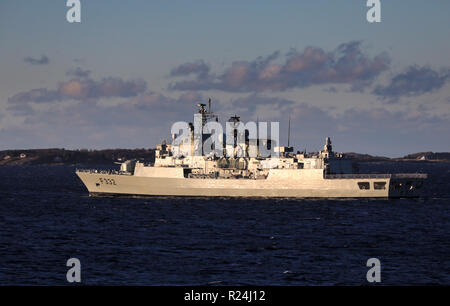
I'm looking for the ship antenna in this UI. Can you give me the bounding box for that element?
[288,116,291,147]
[256,116,259,140]
[208,98,211,113]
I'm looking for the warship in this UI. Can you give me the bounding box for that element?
[76,100,427,198]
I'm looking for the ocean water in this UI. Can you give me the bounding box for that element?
[0,162,449,285]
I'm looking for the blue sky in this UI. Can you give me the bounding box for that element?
[1,0,449,156]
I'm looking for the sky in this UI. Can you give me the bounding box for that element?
[0,0,449,157]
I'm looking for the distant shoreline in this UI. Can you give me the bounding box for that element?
[0,148,449,166]
[0,148,155,166]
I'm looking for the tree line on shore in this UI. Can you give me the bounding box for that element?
[0,148,449,165]
[0,148,155,165]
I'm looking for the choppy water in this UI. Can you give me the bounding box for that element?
[0,162,449,285]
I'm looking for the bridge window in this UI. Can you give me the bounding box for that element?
[358,182,370,190]
[374,182,386,190]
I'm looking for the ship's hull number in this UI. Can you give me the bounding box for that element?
[98,178,117,185]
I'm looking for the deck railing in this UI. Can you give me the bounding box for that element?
[325,173,427,179]
[324,173,391,179]
[392,173,428,179]
[76,169,131,175]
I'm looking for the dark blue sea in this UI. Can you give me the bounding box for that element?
[0,162,449,285]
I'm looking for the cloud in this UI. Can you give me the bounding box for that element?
[231,95,450,155]
[226,94,294,116]
[169,60,211,79]
[177,91,204,103]
[23,55,50,65]
[373,66,450,102]
[131,91,205,117]
[3,86,450,155]
[169,42,390,92]
[66,67,91,78]
[8,88,60,104]
[324,87,338,93]
[8,77,147,105]
[1,90,208,149]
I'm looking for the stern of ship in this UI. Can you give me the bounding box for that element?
[388,173,427,198]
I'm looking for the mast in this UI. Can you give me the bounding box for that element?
[288,116,291,147]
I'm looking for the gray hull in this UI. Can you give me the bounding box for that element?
[76,170,425,198]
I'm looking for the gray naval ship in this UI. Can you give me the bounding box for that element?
[77,101,427,198]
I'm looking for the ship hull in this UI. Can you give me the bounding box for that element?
[76,171,424,198]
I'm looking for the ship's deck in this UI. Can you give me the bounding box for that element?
[76,168,427,180]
